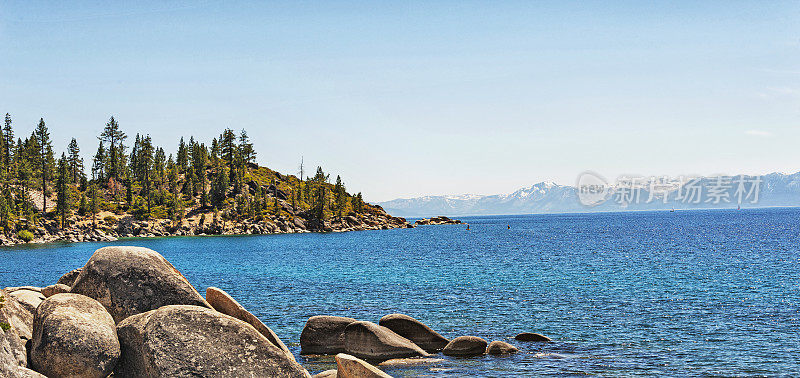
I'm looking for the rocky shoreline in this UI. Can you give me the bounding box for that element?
[1,246,547,377]
[0,211,421,247]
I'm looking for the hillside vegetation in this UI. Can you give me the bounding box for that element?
[0,114,404,242]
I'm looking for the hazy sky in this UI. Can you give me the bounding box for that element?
[1,1,798,202]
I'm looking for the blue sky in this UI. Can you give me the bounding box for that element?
[0,1,798,201]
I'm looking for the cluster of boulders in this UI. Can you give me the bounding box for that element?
[1,246,310,377]
[413,216,462,226]
[300,313,551,377]
[0,245,553,377]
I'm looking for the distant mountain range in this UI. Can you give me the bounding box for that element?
[375,172,800,217]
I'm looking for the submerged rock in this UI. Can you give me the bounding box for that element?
[115,305,308,378]
[205,287,295,362]
[31,293,120,378]
[70,246,211,323]
[514,332,552,342]
[487,340,518,355]
[342,321,428,361]
[40,284,70,298]
[335,353,392,378]
[300,315,358,355]
[378,313,449,352]
[442,336,488,357]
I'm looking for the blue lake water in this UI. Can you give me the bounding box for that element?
[2,208,800,376]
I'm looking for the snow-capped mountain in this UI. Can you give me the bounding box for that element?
[375,172,800,217]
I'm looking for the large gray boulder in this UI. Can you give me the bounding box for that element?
[115,305,309,378]
[31,293,120,378]
[342,321,428,361]
[378,313,449,352]
[205,287,295,362]
[300,315,358,355]
[442,336,488,357]
[70,246,211,323]
[335,353,391,378]
[56,268,82,286]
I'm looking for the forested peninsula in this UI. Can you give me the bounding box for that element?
[0,114,408,245]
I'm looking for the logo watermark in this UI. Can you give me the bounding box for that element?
[576,173,762,207]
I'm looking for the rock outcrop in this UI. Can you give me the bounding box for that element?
[205,287,295,362]
[378,313,449,352]
[115,305,308,377]
[30,293,120,378]
[70,246,211,323]
[442,336,488,357]
[486,340,518,355]
[342,321,428,361]
[335,353,392,378]
[300,315,358,355]
[414,216,462,226]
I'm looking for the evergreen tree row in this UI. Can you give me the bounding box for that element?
[0,114,370,236]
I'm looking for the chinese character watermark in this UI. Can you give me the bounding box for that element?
[576,172,762,208]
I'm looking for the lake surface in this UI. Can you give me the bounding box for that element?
[2,209,800,376]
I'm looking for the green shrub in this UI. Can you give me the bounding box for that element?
[16,230,34,243]
[103,215,117,225]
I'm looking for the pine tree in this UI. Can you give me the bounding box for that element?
[92,142,105,182]
[153,147,166,187]
[89,184,99,228]
[334,175,346,218]
[3,114,12,177]
[67,138,83,184]
[139,136,154,215]
[220,128,237,182]
[239,130,255,165]
[78,192,88,216]
[55,154,70,228]
[176,137,188,173]
[353,192,364,213]
[0,193,10,235]
[314,185,326,220]
[99,116,127,182]
[33,118,54,215]
[211,162,229,207]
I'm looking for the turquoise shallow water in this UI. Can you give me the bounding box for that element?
[2,208,800,376]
